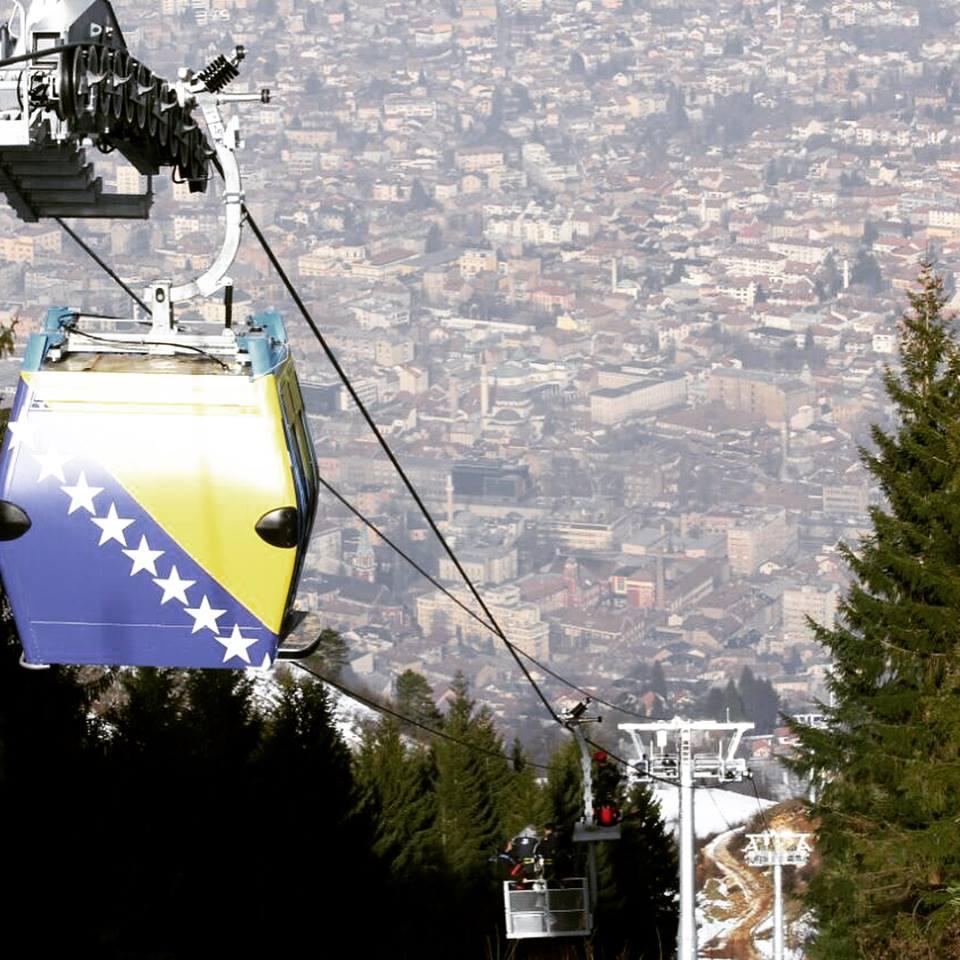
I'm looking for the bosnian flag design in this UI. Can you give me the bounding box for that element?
[0,377,282,670]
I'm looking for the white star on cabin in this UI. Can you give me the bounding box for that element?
[36,447,71,483]
[244,653,273,676]
[153,564,195,605]
[218,624,257,665]
[122,535,164,576]
[91,503,134,546]
[184,595,226,635]
[60,471,103,515]
[6,416,35,451]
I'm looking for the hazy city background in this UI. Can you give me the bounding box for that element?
[2,0,953,773]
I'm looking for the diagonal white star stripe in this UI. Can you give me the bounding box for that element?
[153,564,195,605]
[90,503,134,546]
[184,595,226,635]
[6,416,35,451]
[36,447,71,483]
[122,535,164,576]
[218,624,257,665]
[61,471,103,515]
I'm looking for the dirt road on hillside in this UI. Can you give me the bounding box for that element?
[700,827,773,960]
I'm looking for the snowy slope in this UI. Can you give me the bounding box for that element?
[328,683,381,748]
[248,664,380,749]
[652,784,776,839]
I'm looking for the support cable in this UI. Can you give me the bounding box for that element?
[706,785,735,834]
[583,733,696,792]
[45,181,663,727]
[517,649,671,721]
[749,774,771,832]
[55,217,150,315]
[317,474,493,635]
[0,41,89,70]
[242,203,564,725]
[290,659,551,771]
[318,472,669,720]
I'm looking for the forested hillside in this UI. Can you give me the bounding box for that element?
[0,606,676,958]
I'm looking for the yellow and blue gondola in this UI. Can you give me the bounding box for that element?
[0,307,318,669]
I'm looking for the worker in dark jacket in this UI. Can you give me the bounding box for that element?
[509,826,541,880]
[539,822,558,879]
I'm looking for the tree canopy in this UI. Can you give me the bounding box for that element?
[791,264,960,957]
[0,610,677,958]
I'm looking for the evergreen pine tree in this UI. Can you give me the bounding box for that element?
[543,736,585,829]
[722,676,744,721]
[536,735,589,886]
[355,716,441,880]
[394,668,442,730]
[425,222,443,253]
[469,699,519,832]
[107,667,186,761]
[791,264,960,957]
[253,670,390,954]
[408,178,432,212]
[738,666,781,733]
[432,673,508,880]
[594,783,678,959]
[180,667,262,774]
[0,598,109,952]
[703,685,725,722]
[306,626,349,679]
[102,663,191,946]
[354,717,455,957]
[502,737,547,836]
[103,668,265,954]
[430,673,515,951]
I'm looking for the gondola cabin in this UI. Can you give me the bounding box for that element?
[0,307,319,669]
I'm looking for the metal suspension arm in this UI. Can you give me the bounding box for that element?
[169,96,243,303]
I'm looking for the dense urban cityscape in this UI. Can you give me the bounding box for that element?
[2,0,955,767]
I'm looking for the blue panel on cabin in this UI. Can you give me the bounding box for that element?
[240,311,289,377]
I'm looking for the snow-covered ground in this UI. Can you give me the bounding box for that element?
[724,908,811,959]
[328,683,381,747]
[698,823,813,960]
[652,784,777,839]
[248,663,379,749]
[751,911,810,960]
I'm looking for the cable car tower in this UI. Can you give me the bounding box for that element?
[503,700,621,941]
[621,717,753,960]
[0,0,323,670]
[744,830,812,960]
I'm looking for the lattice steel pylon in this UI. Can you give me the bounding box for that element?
[744,831,812,960]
